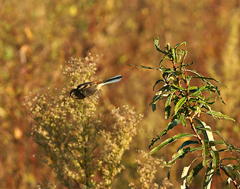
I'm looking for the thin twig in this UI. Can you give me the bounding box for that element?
[220,167,239,188]
[188,117,202,144]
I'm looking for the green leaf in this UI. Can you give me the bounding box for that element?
[194,119,215,141]
[194,119,220,155]
[179,113,187,126]
[171,48,176,62]
[186,162,204,187]
[168,147,201,165]
[181,157,199,189]
[208,140,225,146]
[210,150,220,170]
[221,157,240,163]
[158,119,180,138]
[150,133,194,155]
[154,38,161,50]
[192,76,218,82]
[152,103,156,112]
[181,166,191,189]
[221,165,240,183]
[158,84,172,93]
[168,147,191,165]
[186,69,219,83]
[150,93,165,112]
[151,94,162,104]
[202,139,211,168]
[186,75,192,85]
[172,84,185,91]
[175,41,187,48]
[154,38,166,54]
[164,93,174,119]
[174,97,187,115]
[177,140,199,152]
[188,86,198,92]
[170,147,202,165]
[189,98,213,112]
[164,105,171,119]
[191,86,207,96]
[149,119,181,149]
[186,70,223,102]
[177,50,186,63]
[165,93,174,107]
[206,110,235,121]
[203,167,214,189]
[136,64,160,70]
[153,79,164,91]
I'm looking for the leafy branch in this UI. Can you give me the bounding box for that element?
[144,39,240,188]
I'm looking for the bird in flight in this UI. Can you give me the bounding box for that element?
[70,75,122,99]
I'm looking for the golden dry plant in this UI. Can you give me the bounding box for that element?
[25,55,142,188]
[207,9,240,133]
[129,151,172,189]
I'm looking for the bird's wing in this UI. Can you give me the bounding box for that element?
[76,81,92,89]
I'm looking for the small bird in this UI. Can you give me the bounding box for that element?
[70,75,122,99]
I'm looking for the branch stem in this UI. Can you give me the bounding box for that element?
[220,167,239,189]
[188,117,202,144]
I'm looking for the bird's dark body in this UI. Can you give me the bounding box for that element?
[70,89,86,99]
[70,84,98,99]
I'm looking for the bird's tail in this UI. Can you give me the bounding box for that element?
[99,75,122,86]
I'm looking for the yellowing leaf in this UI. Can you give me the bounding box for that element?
[174,97,187,115]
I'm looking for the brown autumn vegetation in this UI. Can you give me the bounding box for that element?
[0,0,239,188]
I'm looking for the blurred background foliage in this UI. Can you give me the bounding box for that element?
[0,0,239,188]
